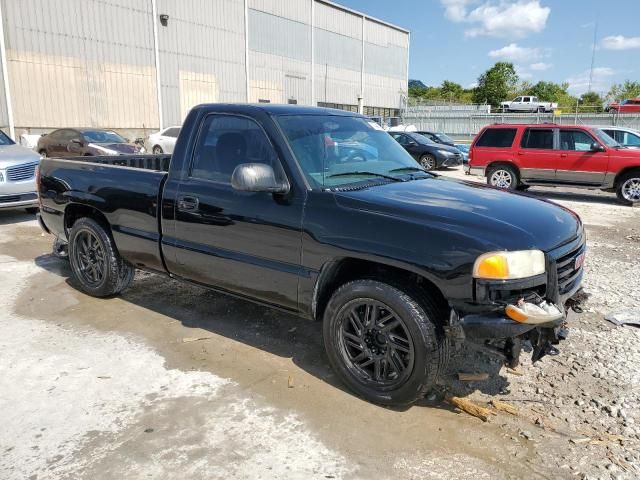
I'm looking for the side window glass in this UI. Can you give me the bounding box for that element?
[514,97,522,102]
[521,129,554,149]
[190,115,282,184]
[166,128,180,138]
[559,130,595,151]
[625,132,640,146]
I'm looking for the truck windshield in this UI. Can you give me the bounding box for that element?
[276,115,428,188]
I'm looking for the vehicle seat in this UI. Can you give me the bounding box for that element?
[216,133,247,178]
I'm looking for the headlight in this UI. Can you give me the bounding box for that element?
[437,150,454,156]
[473,250,545,280]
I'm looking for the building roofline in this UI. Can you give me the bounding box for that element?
[315,0,410,34]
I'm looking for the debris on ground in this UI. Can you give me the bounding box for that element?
[604,311,640,327]
[490,400,518,416]
[181,336,213,343]
[446,396,495,422]
[457,372,489,381]
[287,375,294,388]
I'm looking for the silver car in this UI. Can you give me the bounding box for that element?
[0,130,42,211]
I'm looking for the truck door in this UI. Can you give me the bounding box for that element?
[163,113,304,311]
[517,127,558,181]
[555,128,608,185]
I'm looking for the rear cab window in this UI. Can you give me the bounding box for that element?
[474,128,517,148]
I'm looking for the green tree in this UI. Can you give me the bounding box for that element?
[440,80,464,102]
[608,80,640,101]
[579,91,604,112]
[473,62,519,106]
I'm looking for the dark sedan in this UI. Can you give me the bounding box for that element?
[37,129,144,158]
[390,131,463,170]
[415,130,456,147]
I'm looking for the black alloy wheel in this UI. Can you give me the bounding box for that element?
[337,300,414,387]
[73,229,107,288]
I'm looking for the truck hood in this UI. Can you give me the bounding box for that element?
[334,176,582,252]
[0,144,41,168]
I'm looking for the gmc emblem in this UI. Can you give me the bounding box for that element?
[574,252,586,270]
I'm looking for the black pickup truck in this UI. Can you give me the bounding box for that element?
[37,104,585,406]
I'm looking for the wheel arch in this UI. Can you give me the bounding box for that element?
[486,160,520,177]
[64,203,111,238]
[312,257,449,324]
[614,166,640,187]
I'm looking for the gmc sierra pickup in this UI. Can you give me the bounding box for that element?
[37,104,585,406]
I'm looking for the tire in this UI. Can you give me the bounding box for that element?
[537,106,545,113]
[68,217,135,297]
[487,164,518,190]
[419,154,437,171]
[152,145,163,155]
[25,207,39,214]
[616,171,640,206]
[323,279,447,406]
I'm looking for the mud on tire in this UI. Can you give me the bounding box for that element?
[68,217,135,297]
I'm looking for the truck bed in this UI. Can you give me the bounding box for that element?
[39,155,171,272]
[60,153,171,172]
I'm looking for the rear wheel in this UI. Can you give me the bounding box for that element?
[537,106,545,113]
[323,279,447,406]
[419,154,437,171]
[487,164,518,190]
[152,145,163,154]
[68,217,134,297]
[616,171,640,205]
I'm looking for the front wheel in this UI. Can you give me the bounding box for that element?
[487,165,518,190]
[323,280,447,406]
[419,154,437,171]
[68,217,135,297]
[616,172,640,205]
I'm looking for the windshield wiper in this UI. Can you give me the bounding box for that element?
[388,167,429,174]
[326,171,402,182]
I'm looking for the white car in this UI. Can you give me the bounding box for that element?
[147,126,181,154]
[500,96,558,113]
[599,126,640,149]
[0,130,42,211]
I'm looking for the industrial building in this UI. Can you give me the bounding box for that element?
[0,0,409,138]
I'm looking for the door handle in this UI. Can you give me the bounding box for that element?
[560,153,568,158]
[177,195,199,211]
[517,151,524,155]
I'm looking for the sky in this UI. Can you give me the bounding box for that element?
[337,0,639,96]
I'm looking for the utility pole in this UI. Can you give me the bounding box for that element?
[587,21,598,93]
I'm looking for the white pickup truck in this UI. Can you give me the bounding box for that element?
[500,96,558,113]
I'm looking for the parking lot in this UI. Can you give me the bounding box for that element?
[1,171,638,480]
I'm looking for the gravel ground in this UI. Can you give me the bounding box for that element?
[1,169,639,479]
[438,169,640,479]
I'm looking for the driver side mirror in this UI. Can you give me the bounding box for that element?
[590,143,605,152]
[407,141,417,147]
[231,163,290,194]
[70,139,83,146]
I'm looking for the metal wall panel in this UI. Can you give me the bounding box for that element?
[249,0,310,24]
[157,0,246,125]
[2,0,158,129]
[314,1,361,38]
[247,1,312,105]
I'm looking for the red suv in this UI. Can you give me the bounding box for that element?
[468,123,640,205]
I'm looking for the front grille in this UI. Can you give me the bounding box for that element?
[7,162,38,182]
[555,241,585,295]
